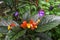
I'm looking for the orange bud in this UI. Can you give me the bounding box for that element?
[20,21,27,29]
[30,24,33,27]
[30,20,37,30]
[34,26,37,28]
[30,19,34,24]
[23,21,27,27]
[20,24,26,29]
[36,19,40,24]
[30,24,35,30]
[10,23,16,27]
[33,22,37,26]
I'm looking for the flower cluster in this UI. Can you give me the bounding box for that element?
[21,19,40,30]
[8,23,16,30]
[8,19,40,30]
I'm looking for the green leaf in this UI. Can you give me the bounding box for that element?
[57,12,60,15]
[11,30,26,40]
[36,15,60,32]
[35,32,52,40]
[55,1,60,4]
[5,30,26,40]
[5,27,26,40]
[0,26,8,33]
[3,0,13,6]
[46,12,50,15]
[0,33,4,37]
[31,5,36,11]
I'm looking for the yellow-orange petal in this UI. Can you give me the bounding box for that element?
[27,23,30,28]
[8,25,11,30]
[35,26,37,28]
[36,19,40,23]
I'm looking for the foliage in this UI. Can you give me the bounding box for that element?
[0,0,60,40]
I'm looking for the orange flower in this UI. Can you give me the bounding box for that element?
[30,23,37,30]
[8,23,16,30]
[10,23,16,27]
[21,20,38,30]
[30,24,35,30]
[30,19,34,24]
[21,24,26,29]
[20,21,27,29]
[30,20,37,30]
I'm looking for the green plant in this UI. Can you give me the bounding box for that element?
[0,0,60,40]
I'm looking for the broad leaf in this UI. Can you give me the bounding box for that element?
[5,26,26,40]
[35,32,52,40]
[36,15,60,32]
[5,29,26,40]
[11,30,26,40]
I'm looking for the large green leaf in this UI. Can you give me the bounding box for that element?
[5,30,26,40]
[11,30,26,40]
[5,26,26,40]
[35,32,52,40]
[36,15,60,32]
